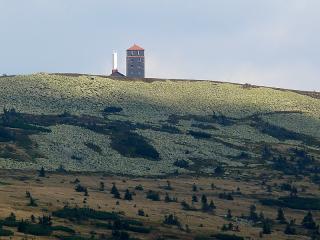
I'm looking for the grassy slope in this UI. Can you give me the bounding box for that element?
[0,73,320,175]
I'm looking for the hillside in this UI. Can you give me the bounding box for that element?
[0,73,320,176]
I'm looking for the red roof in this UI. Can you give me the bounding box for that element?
[127,44,144,51]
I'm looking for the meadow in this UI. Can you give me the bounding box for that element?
[0,73,320,176]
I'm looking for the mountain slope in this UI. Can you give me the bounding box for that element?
[0,73,320,176]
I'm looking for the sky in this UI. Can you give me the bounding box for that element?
[0,0,319,91]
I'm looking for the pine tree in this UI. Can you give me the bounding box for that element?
[99,182,105,191]
[165,180,173,190]
[201,194,208,211]
[124,189,133,201]
[192,183,198,192]
[84,188,89,197]
[38,167,46,177]
[28,197,38,207]
[276,208,287,224]
[111,183,119,194]
[165,193,171,202]
[262,219,272,234]
[192,194,198,203]
[111,183,121,199]
[227,209,232,219]
[302,211,317,230]
[209,200,216,211]
[284,220,296,235]
[249,205,258,222]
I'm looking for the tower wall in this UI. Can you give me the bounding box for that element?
[126,49,145,78]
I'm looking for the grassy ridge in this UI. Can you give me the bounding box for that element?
[0,73,319,175]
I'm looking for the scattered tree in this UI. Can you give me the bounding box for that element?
[99,182,105,191]
[146,191,160,201]
[38,167,46,177]
[192,183,198,192]
[302,211,317,230]
[284,220,296,235]
[276,208,287,224]
[262,219,272,234]
[124,189,133,201]
[227,209,233,220]
[163,214,181,227]
[192,194,198,203]
[249,205,258,222]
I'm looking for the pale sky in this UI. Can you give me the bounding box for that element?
[0,0,319,91]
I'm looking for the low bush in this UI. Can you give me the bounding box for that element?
[188,130,211,139]
[212,233,244,240]
[52,207,119,221]
[0,227,14,236]
[146,191,160,201]
[260,196,320,210]
[51,225,76,234]
[103,106,123,114]
[18,221,52,236]
[174,160,189,168]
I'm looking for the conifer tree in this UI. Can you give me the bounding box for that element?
[276,208,287,224]
[227,209,232,219]
[262,219,272,234]
[99,182,105,191]
[302,211,317,230]
[124,189,133,201]
[38,167,46,177]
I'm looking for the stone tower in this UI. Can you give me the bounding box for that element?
[126,44,145,78]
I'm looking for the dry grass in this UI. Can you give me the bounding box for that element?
[0,170,318,239]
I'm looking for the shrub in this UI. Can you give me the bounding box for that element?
[164,193,177,203]
[260,196,320,210]
[52,207,119,221]
[146,191,160,201]
[181,201,196,211]
[51,225,75,234]
[110,131,160,161]
[188,130,211,139]
[84,142,102,154]
[219,192,234,200]
[138,209,145,216]
[212,233,244,240]
[262,219,272,234]
[103,106,123,114]
[38,167,46,177]
[276,208,287,224]
[192,183,198,192]
[0,228,14,236]
[99,182,105,191]
[163,214,181,227]
[284,220,296,235]
[75,184,87,193]
[173,160,189,168]
[135,184,144,191]
[28,197,38,207]
[18,221,52,236]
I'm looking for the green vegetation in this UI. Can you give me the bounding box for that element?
[212,233,244,240]
[260,196,320,210]
[0,73,320,176]
[52,206,119,221]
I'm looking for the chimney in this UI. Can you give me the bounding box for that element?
[112,51,118,73]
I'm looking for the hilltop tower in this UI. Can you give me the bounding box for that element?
[126,44,145,78]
